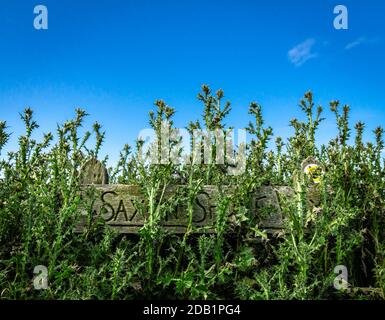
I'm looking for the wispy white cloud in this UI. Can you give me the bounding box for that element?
[345,36,367,50]
[345,36,381,50]
[288,38,318,67]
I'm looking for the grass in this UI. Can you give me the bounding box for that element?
[0,85,384,299]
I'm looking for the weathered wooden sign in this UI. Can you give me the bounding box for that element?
[77,159,291,234]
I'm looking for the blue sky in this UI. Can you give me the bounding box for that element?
[1,0,384,164]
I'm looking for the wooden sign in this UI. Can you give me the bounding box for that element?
[77,159,291,234]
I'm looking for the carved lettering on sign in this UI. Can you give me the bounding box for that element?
[77,184,287,234]
[77,156,289,234]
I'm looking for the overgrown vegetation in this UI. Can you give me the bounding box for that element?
[0,86,384,299]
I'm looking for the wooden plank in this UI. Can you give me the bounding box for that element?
[77,184,290,234]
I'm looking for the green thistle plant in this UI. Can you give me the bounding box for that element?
[0,87,384,300]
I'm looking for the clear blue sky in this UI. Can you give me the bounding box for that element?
[1,0,384,164]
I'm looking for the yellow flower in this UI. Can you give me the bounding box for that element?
[304,164,322,184]
[313,176,321,184]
